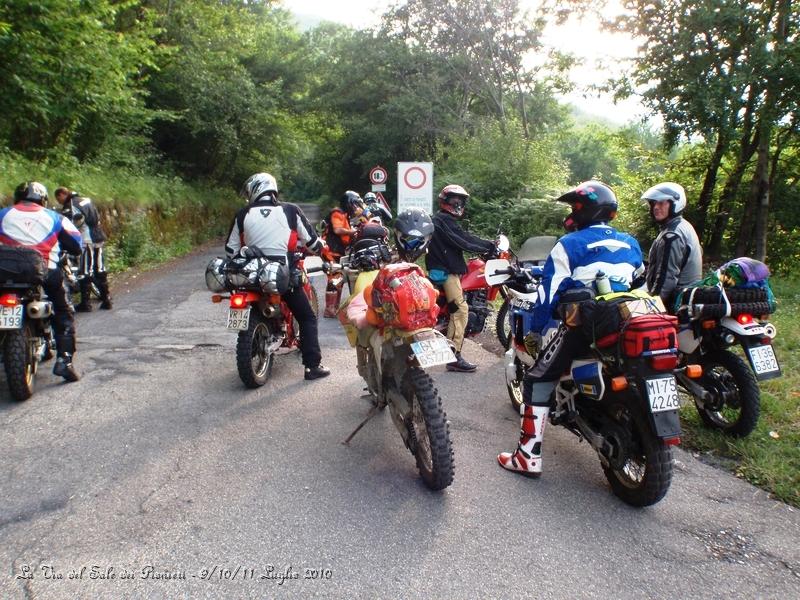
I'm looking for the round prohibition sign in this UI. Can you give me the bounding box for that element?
[403,166,427,190]
[369,166,388,185]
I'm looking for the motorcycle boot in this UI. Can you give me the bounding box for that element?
[304,364,331,380]
[53,353,80,382]
[75,278,93,312]
[97,272,113,310]
[497,404,548,476]
[446,351,477,372]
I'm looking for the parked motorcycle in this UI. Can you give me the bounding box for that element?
[0,247,56,401]
[487,259,702,506]
[60,253,100,302]
[671,285,779,437]
[336,240,455,491]
[206,249,322,388]
[495,235,557,348]
[433,234,511,341]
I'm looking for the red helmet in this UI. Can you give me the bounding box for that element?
[438,184,469,218]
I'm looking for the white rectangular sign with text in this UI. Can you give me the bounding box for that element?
[397,162,433,214]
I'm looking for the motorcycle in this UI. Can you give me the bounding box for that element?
[335,239,455,491]
[59,253,100,302]
[487,259,703,506]
[433,234,511,341]
[0,248,56,401]
[206,249,323,388]
[670,284,779,437]
[494,235,557,349]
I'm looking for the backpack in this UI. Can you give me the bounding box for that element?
[321,209,347,255]
[370,262,439,330]
[0,245,47,285]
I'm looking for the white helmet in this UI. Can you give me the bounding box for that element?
[640,182,686,215]
[240,173,278,204]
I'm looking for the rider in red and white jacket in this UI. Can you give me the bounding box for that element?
[0,182,83,381]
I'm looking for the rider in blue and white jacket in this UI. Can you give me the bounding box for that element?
[498,181,644,477]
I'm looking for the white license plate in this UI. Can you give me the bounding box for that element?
[748,344,780,377]
[227,308,250,330]
[0,305,23,330]
[410,337,455,369]
[645,376,680,413]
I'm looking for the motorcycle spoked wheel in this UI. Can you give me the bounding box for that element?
[402,367,454,491]
[601,404,673,507]
[694,349,760,437]
[506,354,524,413]
[495,298,511,349]
[236,312,274,388]
[3,325,37,401]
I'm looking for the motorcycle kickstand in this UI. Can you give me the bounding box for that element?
[342,405,381,446]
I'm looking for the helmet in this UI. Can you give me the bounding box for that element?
[205,257,227,292]
[14,181,48,206]
[340,190,364,215]
[640,182,687,218]
[438,184,469,218]
[349,238,392,271]
[556,180,618,232]
[393,208,434,262]
[363,192,377,204]
[240,173,278,204]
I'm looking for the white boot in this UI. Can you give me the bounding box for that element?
[497,404,548,476]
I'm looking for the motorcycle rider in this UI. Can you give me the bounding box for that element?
[363,191,392,223]
[498,181,644,476]
[322,190,365,318]
[641,182,703,307]
[0,182,83,381]
[426,184,496,373]
[225,173,330,381]
[54,187,113,311]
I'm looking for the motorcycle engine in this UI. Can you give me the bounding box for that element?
[464,289,489,336]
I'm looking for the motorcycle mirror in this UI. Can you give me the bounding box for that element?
[496,234,510,253]
[484,259,512,286]
[303,255,324,275]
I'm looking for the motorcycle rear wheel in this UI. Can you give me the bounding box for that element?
[4,325,36,401]
[236,312,274,388]
[495,298,511,349]
[403,368,454,491]
[602,405,673,507]
[694,350,760,437]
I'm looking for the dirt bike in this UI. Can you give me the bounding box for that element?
[335,242,455,491]
[432,234,511,342]
[59,253,101,301]
[670,285,779,437]
[494,235,557,349]
[487,259,703,507]
[206,249,322,388]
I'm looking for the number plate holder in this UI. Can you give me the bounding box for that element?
[746,344,781,380]
[0,305,23,330]
[645,375,680,413]
[227,307,250,330]
[410,336,455,369]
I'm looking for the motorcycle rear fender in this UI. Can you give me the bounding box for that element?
[720,316,766,338]
[631,373,682,439]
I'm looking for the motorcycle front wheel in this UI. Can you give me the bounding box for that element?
[506,354,524,413]
[403,368,454,491]
[3,325,37,401]
[495,298,511,349]
[236,312,274,388]
[694,349,760,437]
[602,405,673,507]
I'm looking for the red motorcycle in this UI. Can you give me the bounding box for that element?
[434,234,510,340]
[205,249,323,388]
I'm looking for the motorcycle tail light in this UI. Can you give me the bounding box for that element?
[664,436,681,446]
[230,293,248,308]
[737,313,753,325]
[611,376,628,391]
[684,364,703,378]
[650,354,678,371]
[0,293,19,307]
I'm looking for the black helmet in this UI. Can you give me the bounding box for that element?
[340,190,364,215]
[14,181,49,206]
[349,238,392,271]
[556,180,618,232]
[393,208,434,262]
[438,184,469,219]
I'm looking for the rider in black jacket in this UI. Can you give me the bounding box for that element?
[426,184,496,373]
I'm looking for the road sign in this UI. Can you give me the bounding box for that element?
[374,192,391,215]
[369,166,388,185]
[371,184,386,192]
[397,162,433,213]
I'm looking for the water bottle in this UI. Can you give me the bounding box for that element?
[595,270,612,295]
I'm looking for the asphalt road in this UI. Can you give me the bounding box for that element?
[2,247,799,599]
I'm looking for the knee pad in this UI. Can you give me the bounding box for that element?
[447,300,460,314]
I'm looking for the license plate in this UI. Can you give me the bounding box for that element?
[227,308,250,330]
[0,305,23,329]
[410,337,455,369]
[747,344,781,379]
[645,376,680,413]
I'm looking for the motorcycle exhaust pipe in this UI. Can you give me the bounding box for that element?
[27,301,53,319]
[763,323,777,339]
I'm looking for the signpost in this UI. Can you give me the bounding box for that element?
[397,162,433,213]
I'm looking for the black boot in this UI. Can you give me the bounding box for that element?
[304,364,331,380]
[96,273,113,309]
[446,352,477,373]
[75,279,92,312]
[53,353,80,382]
